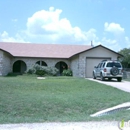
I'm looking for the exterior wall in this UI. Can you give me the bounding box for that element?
[0,50,3,76]
[12,57,70,72]
[78,46,119,77]
[3,52,12,75]
[0,50,12,76]
[0,52,71,76]
[70,55,79,77]
[0,46,120,77]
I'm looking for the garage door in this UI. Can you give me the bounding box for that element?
[86,57,111,78]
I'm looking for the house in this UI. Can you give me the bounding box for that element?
[0,42,123,77]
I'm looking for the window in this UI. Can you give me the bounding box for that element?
[36,61,47,66]
[106,62,121,68]
[97,63,101,68]
[99,63,103,68]
[102,63,105,67]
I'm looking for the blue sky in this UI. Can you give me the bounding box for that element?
[0,0,130,51]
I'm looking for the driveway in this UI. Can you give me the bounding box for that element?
[87,78,130,93]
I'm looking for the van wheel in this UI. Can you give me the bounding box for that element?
[108,78,111,81]
[93,72,96,79]
[100,73,104,81]
[117,77,122,82]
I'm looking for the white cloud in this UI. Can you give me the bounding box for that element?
[104,22,124,35]
[102,37,117,45]
[102,22,129,51]
[27,7,63,35]
[1,31,8,38]
[101,37,121,51]
[26,7,98,44]
[125,36,130,48]
[1,7,129,52]
[0,31,28,43]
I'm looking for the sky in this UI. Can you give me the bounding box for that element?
[0,0,130,52]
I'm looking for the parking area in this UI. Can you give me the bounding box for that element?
[87,78,130,93]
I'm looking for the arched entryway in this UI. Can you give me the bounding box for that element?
[55,61,68,75]
[13,60,27,74]
[36,61,47,66]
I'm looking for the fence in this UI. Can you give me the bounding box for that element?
[123,71,130,79]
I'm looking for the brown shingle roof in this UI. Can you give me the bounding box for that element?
[0,42,92,58]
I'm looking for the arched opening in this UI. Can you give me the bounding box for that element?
[36,61,47,66]
[55,61,68,75]
[13,60,27,74]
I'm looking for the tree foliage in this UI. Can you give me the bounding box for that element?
[118,48,130,68]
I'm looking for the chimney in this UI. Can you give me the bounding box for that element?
[91,41,94,47]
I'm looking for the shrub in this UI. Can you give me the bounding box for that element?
[62,69,73,76]
[26,64,59,76]
[35,70,46,76]
[27,68,36,74]
[6,72,18,77]
[49,67,59,76]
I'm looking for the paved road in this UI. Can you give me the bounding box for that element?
[87,78,130,93]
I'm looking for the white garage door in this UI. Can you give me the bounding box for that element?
[86,58,111,78]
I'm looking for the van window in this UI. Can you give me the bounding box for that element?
[99,63,103,68]
[102,63,105,67]
[106,62,121,68]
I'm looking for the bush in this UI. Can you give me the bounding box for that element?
[27,68,36,74]
[35,70,46,76]
[26,64,59,76]
[62,69,73,76]
[49,67,59,76]
[6,72,18,77]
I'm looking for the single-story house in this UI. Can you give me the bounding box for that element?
[0,42,123,77]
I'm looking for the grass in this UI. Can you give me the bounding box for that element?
[0,75,130,124]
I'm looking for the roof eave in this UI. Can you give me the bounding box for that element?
[14,56,70,59]
[0,48,13,56]
[70,45,124,58]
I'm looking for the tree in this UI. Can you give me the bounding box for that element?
[118,48,130,68]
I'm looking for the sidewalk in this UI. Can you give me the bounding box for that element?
[0,122,120,130]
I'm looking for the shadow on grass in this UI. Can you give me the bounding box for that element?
[5,72,22,77]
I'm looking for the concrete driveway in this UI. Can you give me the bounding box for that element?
[87,78,130,93]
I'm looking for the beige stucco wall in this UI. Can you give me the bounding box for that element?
[78,46,119,77]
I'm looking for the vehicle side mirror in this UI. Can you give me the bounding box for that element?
[94,66,97,68]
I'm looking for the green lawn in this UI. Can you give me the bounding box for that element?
[0,75,130,124]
